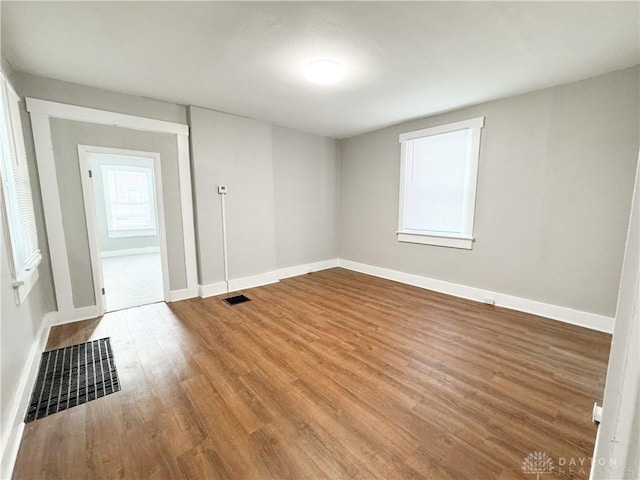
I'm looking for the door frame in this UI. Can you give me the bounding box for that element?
[26,97,198,323]
[77,145,171,315]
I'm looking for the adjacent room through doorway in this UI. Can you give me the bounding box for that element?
[85,151,165,312]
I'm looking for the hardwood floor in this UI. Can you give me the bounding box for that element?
[13,268,611,479]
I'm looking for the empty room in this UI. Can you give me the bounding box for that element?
[0,2,639,479]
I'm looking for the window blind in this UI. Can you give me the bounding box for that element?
[0,72,42,286]
[404,129,470,235]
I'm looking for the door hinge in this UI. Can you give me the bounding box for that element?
[101,287,105,295]
[88,170,93,178]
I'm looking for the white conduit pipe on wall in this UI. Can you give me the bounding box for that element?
[219,185,229,293]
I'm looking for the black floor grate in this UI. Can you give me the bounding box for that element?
[25,337,120,422]
[223,294,251,306]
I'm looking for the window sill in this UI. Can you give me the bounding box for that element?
[13,266,40,305]
[108,228,157,239]
[397,231,474,250]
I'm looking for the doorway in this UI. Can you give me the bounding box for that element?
[78,146,170,314]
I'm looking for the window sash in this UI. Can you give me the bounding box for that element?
[101,164,157,237]
[398,117,483,249]
[403,129,471,235]
[0,71,42,290]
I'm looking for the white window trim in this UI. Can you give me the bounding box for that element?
[13,267,40,305]
[397,116,484,250]
[0,70,41,304]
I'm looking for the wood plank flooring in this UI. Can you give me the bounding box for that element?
[13,268,611,479]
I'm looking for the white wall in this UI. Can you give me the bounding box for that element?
[0,223,50,478]
[188,107,341,289]
[339,66,640,318]
[0,58,55,479]
[273,126,340,269]
[13,71,186,124]
[592,152,639,479]
[189,106,277,286]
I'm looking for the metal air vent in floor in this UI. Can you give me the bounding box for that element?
[223,294,251,306]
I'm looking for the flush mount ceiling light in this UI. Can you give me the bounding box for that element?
[304,59,344,85]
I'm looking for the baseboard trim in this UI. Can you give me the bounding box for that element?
[228,271,279,293]
[36,259,613,334]
[100,246,160,258]
[277,259,339,280]
[48,289,198,314]
[46,306,101,327]
[589,424,602,480]
[0,318,50,480]
[0,422,24,480]
[168,288,198,302]
[198,273,278,299]
[198,259,340,298]
[199,281,228,298]
[338,259,614,333]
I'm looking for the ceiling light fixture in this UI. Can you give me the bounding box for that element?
[304,59,344,85]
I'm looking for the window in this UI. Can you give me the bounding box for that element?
[101,165,157,238]
[0,71,41,304]
[397,117,484,249]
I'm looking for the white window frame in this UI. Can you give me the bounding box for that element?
[397,116,484,250]
[101,164,158,238]
[0,70,42,304]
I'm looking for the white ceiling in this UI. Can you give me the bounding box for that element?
[2,2,639,139]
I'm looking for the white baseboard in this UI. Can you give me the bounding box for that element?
[49,289,198,314]
[199,273,277,299]
[100,246,160,258]
[37,258,609,336]
[338,259,614,334]
[198,259,340,298]
[228,271,279,292]
[199,272,279,299]
[589,424,602,480]
[46,305,101,327]
[277,259,339,280]
[168,288,198,302]
[0,317,50,480]
[199,281,228,298]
